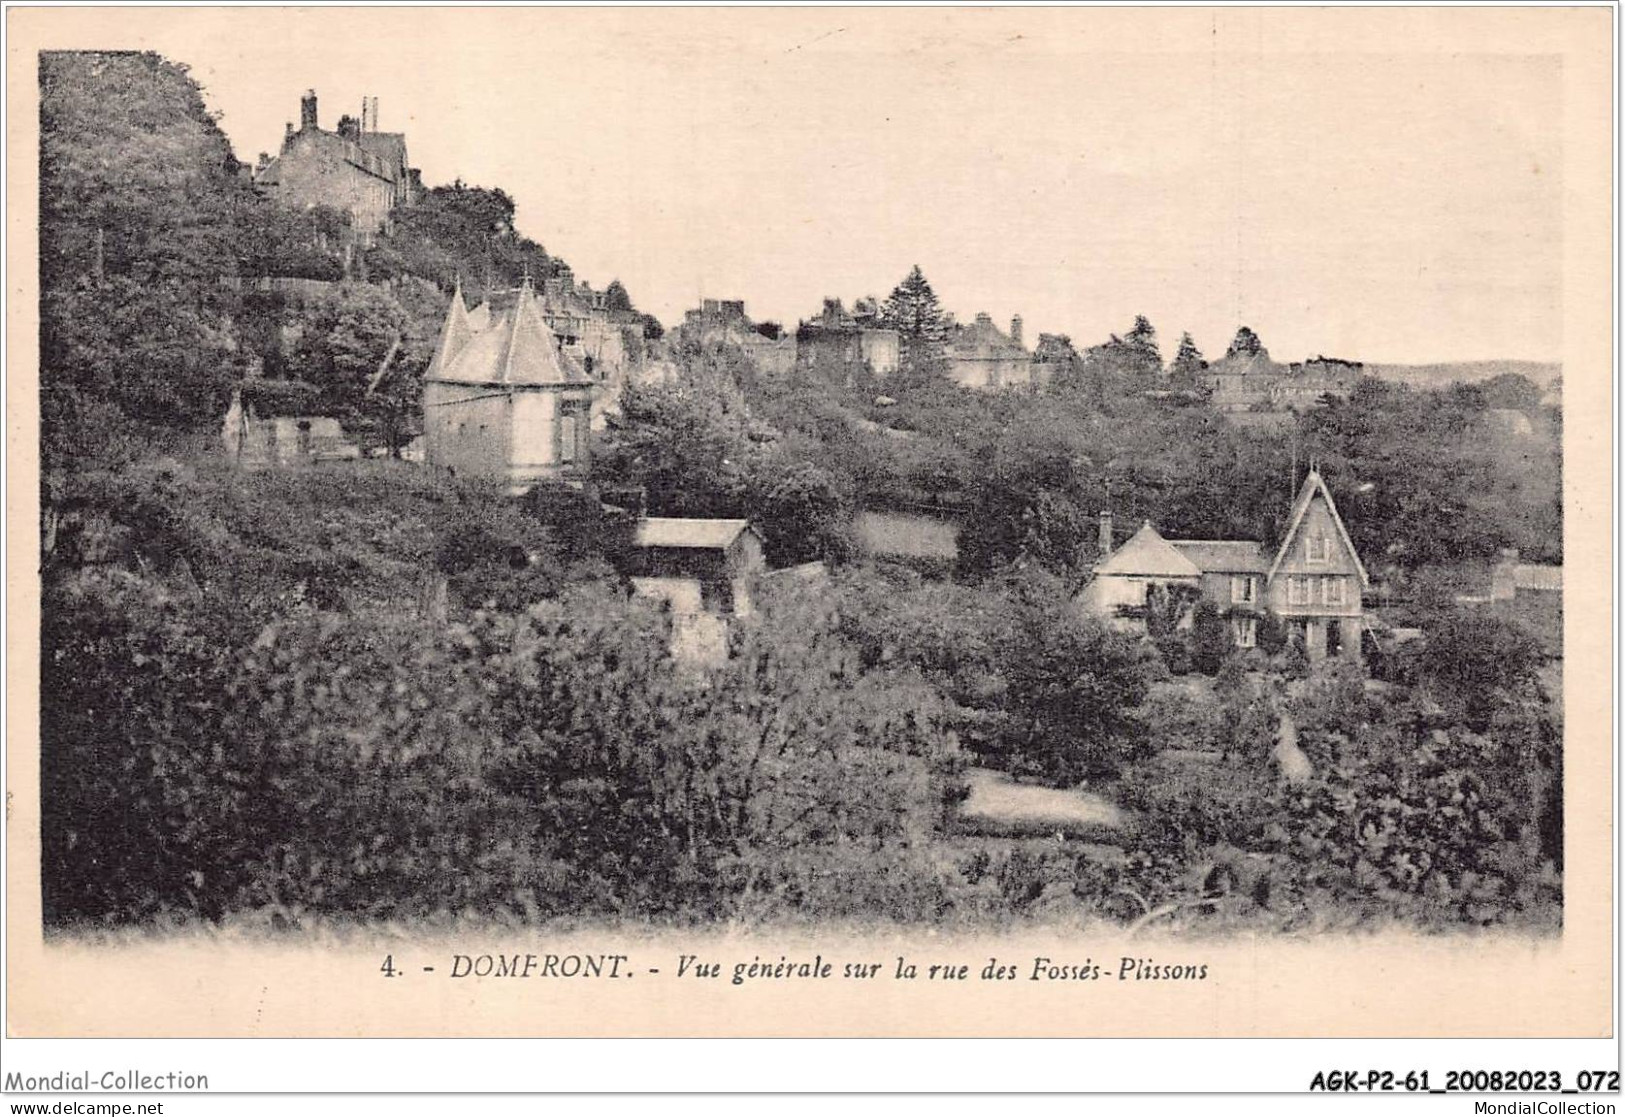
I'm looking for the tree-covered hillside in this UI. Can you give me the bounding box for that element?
[41,51,654,469]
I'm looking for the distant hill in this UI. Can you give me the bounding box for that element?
[1364,360,1561,389]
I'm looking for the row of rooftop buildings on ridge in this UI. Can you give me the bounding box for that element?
[680,295,1052,392]
[245,87,1364,412]
[680,294,1365,408]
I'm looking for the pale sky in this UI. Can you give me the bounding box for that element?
[79,7,1569,364]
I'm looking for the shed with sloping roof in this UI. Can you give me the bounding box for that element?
[627,517,766,628]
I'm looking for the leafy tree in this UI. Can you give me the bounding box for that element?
[1169,332,1207,382]
[1412,609,1546,731]
[1265,715,1558,927]
[880,265,951,384]
[594,368,762,519]
[1125,315,1161,365]
[604,278,634,313]
[365,181,553,290]
[297,285,406,410]
[1144,581,1199,641]
[40,51,251,439]
[1214,662,1279,762]
[1190,598,1232,675]
[996,576,1155,782]
[1256,609,1288,656]
[43,277,244,436]
[1080,317,1164,387]
[833,566,1010,756]
[753,459,852,566]
[1226,326,1264,360]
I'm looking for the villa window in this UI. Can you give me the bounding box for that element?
[1322,576,1345,605]
[1306,534,1329,564]
[1288,576,1311,605]
[1231,575,1256,604]
[557,398,590,465]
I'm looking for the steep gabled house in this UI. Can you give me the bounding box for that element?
[420,277,596,494]
[1265,468,1369,659]
[1079,469,1369,662]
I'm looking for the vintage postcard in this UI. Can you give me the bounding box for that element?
[4,5,1613,1048]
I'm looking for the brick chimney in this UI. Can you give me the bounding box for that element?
[300,89,319,132]
[337,114,361,142]
[1098,511,1113,558]
[1011,315,1024,345]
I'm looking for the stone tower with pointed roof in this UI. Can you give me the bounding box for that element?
[421,277,596,493]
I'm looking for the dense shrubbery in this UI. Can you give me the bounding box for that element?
[42,570,964,927]
[1258,715,1560,927]
[1087,623,1562,931]
[833,567,1155,782]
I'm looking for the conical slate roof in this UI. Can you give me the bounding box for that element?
[425,278,591,387]
[425,279,474,380]
[1094,521,1202,578]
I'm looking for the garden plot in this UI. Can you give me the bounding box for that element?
[956,767,1128,838]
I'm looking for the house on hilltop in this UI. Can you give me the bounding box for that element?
[421,277,596,494]
[253,91,421,242]
[946,313,1032,390]
[1078,469,1369,661]
[1202,328,1361,414]
[679,299,796,375]
[795,297,900,382]
[534,265,637,386]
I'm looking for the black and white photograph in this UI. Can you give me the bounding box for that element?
[5,2,1613,1071]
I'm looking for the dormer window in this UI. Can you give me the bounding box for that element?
[1306,534,1329,564]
